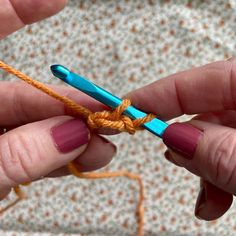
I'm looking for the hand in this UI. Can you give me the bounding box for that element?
[0,82,116,199]
[0,1,116,200]
[127,58,236,221]
[0,0,67,39]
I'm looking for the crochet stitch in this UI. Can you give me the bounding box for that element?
[0,60,156,236]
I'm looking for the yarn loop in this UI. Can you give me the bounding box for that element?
[87,99,155,134]
[0,60,156,236]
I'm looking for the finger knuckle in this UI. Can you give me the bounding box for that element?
[209,132,236,187]
[0,132,40,185]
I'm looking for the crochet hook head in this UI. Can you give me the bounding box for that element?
[51,64,168,137]
[50,65,70,81]
[51,64,122,109]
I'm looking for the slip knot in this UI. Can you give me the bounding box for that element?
[87,99,156,134]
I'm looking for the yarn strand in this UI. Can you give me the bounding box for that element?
[0,61,92,118]
[0,60,156,236]
[67,162,144,236]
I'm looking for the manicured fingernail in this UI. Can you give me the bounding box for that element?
[51,119,89,153]
[163,123,203,159]
[164,150,179,165]
[195,185,206,220]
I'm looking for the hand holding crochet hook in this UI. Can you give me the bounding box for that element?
[0,0,235,224]
[50,61,235,222]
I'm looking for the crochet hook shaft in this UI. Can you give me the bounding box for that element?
[50,65,168,138]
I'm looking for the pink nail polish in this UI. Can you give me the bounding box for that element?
[163,123,203,159]
[51,119,89,153]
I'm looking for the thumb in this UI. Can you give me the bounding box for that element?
[0,116,89,189]
[162,121,236,194]
[0,0,67,39]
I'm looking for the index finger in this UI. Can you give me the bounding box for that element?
[0,81,106,126]
[0,0,67,39]
[127,59,236,120]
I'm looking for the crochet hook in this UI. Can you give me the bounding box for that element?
[50,65,168,138]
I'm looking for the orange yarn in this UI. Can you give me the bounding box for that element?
[0,60,155,236]
[68,162,145,236]
[88,99,155,134]
[0,61,155,134]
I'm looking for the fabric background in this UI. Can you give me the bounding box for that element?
[1,0,236,235]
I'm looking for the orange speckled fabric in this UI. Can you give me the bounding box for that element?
[1,1,236,235]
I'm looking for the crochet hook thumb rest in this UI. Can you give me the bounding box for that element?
[50,65,168,138]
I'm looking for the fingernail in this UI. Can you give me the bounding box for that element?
[163,123,203,159]
[51,119,89,153]
[195,185,206,220]
[164,150,179,165]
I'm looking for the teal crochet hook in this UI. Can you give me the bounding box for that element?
[50,65,168,138]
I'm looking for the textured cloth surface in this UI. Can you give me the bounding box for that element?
[1,0,236,235]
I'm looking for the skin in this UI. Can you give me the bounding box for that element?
[0,0,234,222]
[0,0,116,199]
[127,58,236,220]
[0,0,68,39]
